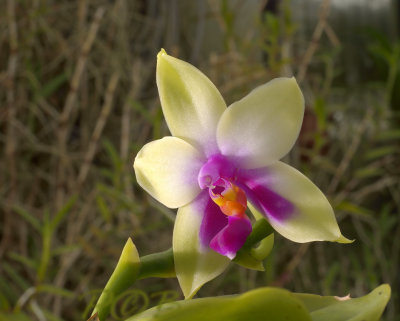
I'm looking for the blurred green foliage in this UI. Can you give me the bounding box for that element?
[0,0,399,320]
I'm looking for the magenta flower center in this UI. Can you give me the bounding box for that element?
[196,155,252,259]
[196,154,294,259]
[198,155,247,217]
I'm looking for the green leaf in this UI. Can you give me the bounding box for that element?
[36,284,74,298]
[13,206,41,232]
[49,195,77,231]
[354,167,384,179]
[52,244,80,256]
[95,195,112,223]
[8,252,37,270]
[0,290,10,311]
[37,217,52,282]
[96,183,141,213]
[335,201,373,217]
[314,97,327,131]
[0,276,18,304]
[126,287,311,321]
[37,72,68,99]
[102,138,123,172]
[376,128,400,140]
[42,308,66,321]
[294,284,391,321]
[365,146,397,160]
[124,285,390,321]
[91,238,141,321]
[2,263,30,291]
[0,311,32,321]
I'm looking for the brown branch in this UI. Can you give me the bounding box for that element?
[56,7,105,209]
[120,60,155,229]
[77,73,120,185]
[120,66,139,198]
[0,0,19,258]
[53,73,119,315]
[59,7,105,129]
[324,21,341,47]
[328,109,373,195]
[296,0,331,83]
[271,243,310,287]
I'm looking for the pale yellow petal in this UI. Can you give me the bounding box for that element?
[173,193,230,298]
[247,162,351,243]
[157,50,226,156]
[134,136,203,208]
[217,77,304,168]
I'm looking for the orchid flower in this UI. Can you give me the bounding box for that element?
[134,50,350,298]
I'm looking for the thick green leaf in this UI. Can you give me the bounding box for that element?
[124,285,390,321]
[294,284,391,321]
[91,238,141,321]
[126,287,312,321]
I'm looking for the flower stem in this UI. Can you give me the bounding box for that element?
[90,219,273,321]
[137,248,176,279]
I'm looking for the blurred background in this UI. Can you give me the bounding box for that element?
[1,0,399,320]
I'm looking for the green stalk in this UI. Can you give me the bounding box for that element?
[90,220,273,321]
[137,248,175,279]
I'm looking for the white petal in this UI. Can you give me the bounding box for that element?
[217,77,304,168]
[134,136,203,208]
[246,162,351,243]
[173,192,230,298]
[157,50,227,156]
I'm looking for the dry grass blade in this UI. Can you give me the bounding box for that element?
[0,0,19,259]
[78,72,120,186]
[56,7,105,209]
[296,0,331,83]
[328,109,373,195]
